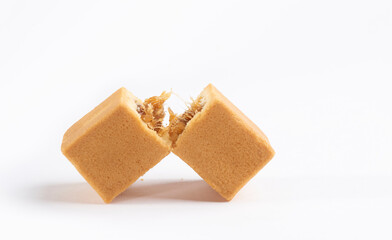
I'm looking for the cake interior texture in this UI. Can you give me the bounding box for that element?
[135,91,171,137]
[167,95,206,145]
[135,90,207,146]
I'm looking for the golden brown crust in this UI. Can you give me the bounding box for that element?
[61,88,170,203]
[172,84,275,200]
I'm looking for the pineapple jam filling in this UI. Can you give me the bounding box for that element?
[168,96,205,145]
[136,91,171,137]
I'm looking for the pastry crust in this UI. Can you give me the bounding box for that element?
[61,88,171,203]
[172,84,275,200]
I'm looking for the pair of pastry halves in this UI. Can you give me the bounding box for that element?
[61,84,275,203]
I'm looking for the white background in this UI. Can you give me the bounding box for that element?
[1,0,391,239]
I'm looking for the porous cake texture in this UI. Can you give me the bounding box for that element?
[172,84,275,200]
[61,88,171,203]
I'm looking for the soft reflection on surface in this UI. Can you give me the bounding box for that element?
[36,179,225,204]
[115,180,225,203]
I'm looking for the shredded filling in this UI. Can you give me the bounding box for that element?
[136,92,205,145]
[168,96,205,144]
[136,91,171,136]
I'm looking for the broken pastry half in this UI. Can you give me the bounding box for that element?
[168,84,275,201]
[61,88,171,203]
